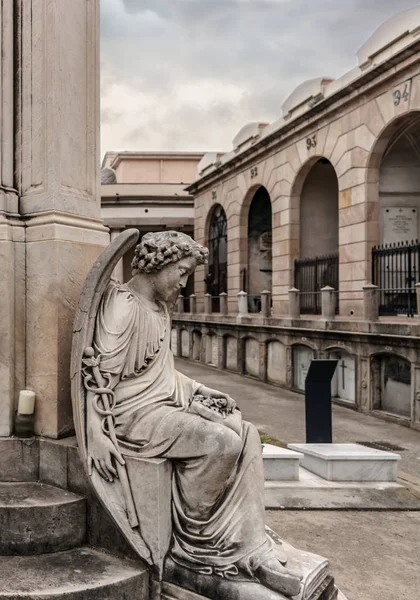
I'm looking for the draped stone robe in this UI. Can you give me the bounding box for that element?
[93,281,278,579]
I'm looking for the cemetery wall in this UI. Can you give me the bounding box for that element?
[172,316,420,430]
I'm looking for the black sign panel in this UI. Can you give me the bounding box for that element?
[305,359,338,443]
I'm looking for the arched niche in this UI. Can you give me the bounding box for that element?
[371,353,412,418]
[267,340,286,386]
[299,158,338,260]
[247,186,272,313]
[368,113,420,246]
[244,338,260,378]
[328,349,356,404]
[192,331,202,361]
[224,335,237,371]
[293,158,339,314]
[181,330,190,358]
[206,204,227,312]
[171,328,178,356]
[292,344,315,391]
[205,333,218,366]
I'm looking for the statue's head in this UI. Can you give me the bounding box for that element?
[131,231,208,303]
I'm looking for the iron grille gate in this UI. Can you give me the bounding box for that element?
[372,241,419,316]
[294,253,339,315]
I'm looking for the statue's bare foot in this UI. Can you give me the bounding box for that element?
[257,558,302,598]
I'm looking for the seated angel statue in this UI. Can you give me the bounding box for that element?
[86,230,302,599]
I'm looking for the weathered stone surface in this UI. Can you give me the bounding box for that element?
[0,439,39,482]
[0,482,86,555]
[0,547,148,599]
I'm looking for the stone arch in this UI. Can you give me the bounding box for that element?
[292,343,316,391]
[223,334,238,371]
[238,184,272,312]
[327,347,357,405]
[180,329,190,358]
[242,336,260,378]
[370,352,412,418]
[239,183,272,294]
[366,111,420,248]
[171,328,179,357]
[204,204,228,312]
[266,339,286,386]
[205,331,219,366]
[192,329,202,361]
[291,157,339,314]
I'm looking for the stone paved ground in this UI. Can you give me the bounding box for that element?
[176,358,420,600]
[266,510,420,600]
[175,358,420,478]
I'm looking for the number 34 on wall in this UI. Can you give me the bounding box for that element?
[392,80,411,107]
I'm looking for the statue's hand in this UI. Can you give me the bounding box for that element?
[196,385,238,412]
[87,434,125,482]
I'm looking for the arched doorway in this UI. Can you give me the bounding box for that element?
[247,186,272,313]
[371,354,411,418]
[294,158,339,314]
[206,205,227,312]
[371,115,420,316]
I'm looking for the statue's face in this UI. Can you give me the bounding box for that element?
[151,256,197,303]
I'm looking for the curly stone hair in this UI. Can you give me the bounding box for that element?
[131,230,209,275]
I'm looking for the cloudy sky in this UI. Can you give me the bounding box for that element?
[100,0,420,158]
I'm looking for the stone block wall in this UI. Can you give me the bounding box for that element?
[172,315,420,430]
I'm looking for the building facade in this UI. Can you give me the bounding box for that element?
[101,151,204,284]
[172,8,420,430]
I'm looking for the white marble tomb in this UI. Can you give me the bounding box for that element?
[287,443,400,482]
[262,444,303,481]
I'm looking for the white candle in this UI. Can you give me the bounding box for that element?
[18,390,36,415]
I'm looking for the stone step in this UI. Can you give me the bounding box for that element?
[0,547,148,599]
[0,482,86,555]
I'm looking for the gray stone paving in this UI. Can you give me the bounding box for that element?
[175,358,420,479]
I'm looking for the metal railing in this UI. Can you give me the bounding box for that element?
[372,241,419,316]
[294,253,339,315]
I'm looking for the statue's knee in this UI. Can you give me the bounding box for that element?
[220,428,242,462]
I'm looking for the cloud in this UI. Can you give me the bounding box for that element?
[100,0,420,156]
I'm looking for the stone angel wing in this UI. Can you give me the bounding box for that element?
[70,228,153,566]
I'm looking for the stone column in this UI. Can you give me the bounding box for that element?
[204,293,212,315]
[16,0,109,437]
[237,291,248,317]
[176,295,184,314]
[288,288,300,319]
[189,294,197,314]
[321,286,336,321]
[260,290,271,318]
[0,1,25,435]
[219,292,228,316]
[110,228,124,282]
[363,283,379,322]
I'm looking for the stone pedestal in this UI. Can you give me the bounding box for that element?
[363,283,379,322]
[288,288,300,319]
[219,292,228,316]
[261,290,271,318]
[321,286,335,321]
[203,294,212,315]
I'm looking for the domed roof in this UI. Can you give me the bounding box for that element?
[281,77,333,117]
[358,7,420,66]
[100,168,117,184]
[232,122,269,151]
